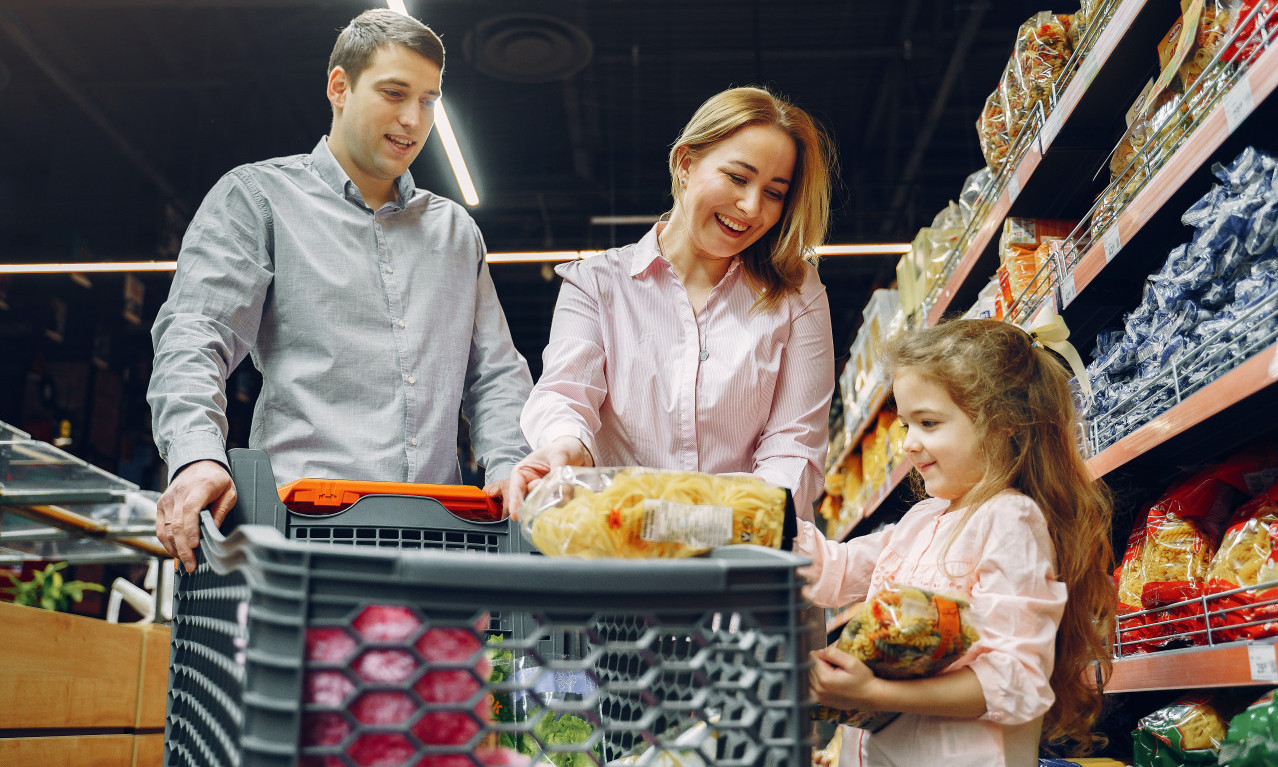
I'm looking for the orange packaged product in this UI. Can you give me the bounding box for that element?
[977,88,1011,172]
[1114,505,1164,655]
[1013,12,1076,117]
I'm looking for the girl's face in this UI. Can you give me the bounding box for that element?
[670,124,795,263]
[894,370,987,509]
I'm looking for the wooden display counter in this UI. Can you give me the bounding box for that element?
[0,601,170,766]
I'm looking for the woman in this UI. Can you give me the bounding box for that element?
[507,86,837,521]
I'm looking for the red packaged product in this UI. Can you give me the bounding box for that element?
[1205,487,1278,641]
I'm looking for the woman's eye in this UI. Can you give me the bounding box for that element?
[726,173,746,185]
[920,420,939,428]
[765,189,785,201]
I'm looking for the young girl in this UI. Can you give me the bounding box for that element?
[800,319,1115,767]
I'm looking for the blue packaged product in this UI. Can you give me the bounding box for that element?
[1213,146,1268,191]
[1092,328,1127,363]
[1232,268,1278,312]
[1245,200,1278,255]
[1183,184,1227,228]
[1197,278,1233,310]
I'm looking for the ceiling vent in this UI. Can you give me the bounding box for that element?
[464,14,592,83]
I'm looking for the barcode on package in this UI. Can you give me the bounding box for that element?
[641,499,733,547]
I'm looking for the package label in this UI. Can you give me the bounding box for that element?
[642,499,733,547]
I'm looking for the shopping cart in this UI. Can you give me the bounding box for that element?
[163,448,816,766]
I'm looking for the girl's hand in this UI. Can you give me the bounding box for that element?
[810,644,879,711]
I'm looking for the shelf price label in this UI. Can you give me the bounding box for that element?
[1249,643,1278,683]
[1059,272,1078,308]
[1008,173,1021,205]
[1223,77,1255,135]
[1040,111,1063,152]
[1102,227,1122,264]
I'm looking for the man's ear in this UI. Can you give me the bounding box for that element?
[327,66,349,111]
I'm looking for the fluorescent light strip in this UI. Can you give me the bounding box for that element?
[0,243,910,273]
[383,1,479,206]
[0,261,178,274]
[433,100,480,206]
[815,243,911,256]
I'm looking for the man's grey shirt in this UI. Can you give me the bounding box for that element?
[148,138,532,485]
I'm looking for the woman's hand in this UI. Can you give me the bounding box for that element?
[504,436,594,517]
[810,643,880,711]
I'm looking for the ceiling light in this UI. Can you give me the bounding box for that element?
[0,261,177,274]
[433,100,480,206]
[589,215,660,226]
[383,2,480,206]
[487,250,603,264]
[815,243,911,256]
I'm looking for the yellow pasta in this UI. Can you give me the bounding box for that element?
[524,468,787,559]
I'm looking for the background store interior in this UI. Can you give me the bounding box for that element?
[1,0,1109,491]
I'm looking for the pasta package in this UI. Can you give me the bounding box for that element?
[519,467,791,559]
[1219,687,1278,767]
[812,585,979,732]
[1205,487,1278,641]
[977,84,1011,172]
[1114,505,1168,655]
[1013,12,1076,117]
[1133,694,1231,766]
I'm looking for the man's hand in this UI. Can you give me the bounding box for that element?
[503,436,594,518]
[156,460,237,573]
[809,644,880,711]
[482,479,508,505]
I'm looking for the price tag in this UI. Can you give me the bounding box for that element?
[1059,272,1077,308]
[1102,227,1122,263]
[1249,643,1278,683]
[1040,111,1062,152]
[1223,77,1255,135]
[1078,53,1100,88]
[1008,173,1021,205]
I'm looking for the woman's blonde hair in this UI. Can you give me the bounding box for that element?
[884,319,1115,753]
[667,86,836,311]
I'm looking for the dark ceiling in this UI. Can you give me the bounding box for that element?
[0,0,1055,476]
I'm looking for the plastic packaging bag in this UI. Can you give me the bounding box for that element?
[811,585,979,732]
[1205,487,1278,641]
[977,87,1012,172]
[519,467,791,559]
[1133,694,1231,766]
[1219,688,1278,767]
[1014,12,1076,117]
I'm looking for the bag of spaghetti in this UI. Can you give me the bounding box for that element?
[1205,487,1278,641]
[518,466,794,559]
[811,584,979,732]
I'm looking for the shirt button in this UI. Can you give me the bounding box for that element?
[407,377,415,385]
[699,350,709,361]
[397,320,405,328]
[385,266,394,274]
[410,437,418,446]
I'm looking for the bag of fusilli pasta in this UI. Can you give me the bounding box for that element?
[518,466,794,559]
[811,585,979,732]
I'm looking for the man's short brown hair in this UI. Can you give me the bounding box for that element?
[328,9,444,85]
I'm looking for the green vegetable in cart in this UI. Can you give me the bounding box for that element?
[1219,687,1278,767]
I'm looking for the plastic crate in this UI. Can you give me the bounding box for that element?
[164,449,816,767]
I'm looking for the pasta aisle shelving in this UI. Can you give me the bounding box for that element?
[823,0,1278,752]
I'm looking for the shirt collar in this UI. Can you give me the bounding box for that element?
[310,137,416,209]
[630,222,744,283]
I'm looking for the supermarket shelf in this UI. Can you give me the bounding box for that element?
[826,386,891,475]
[1086,342,1278,479]
[829,459,912,543]
[1108,641,1278,693]
[1057,39,1278,312]
[924,0,1173,325]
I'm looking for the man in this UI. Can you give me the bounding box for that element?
[148,9,532,572]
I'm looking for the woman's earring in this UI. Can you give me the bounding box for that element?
[680,178,687,188]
